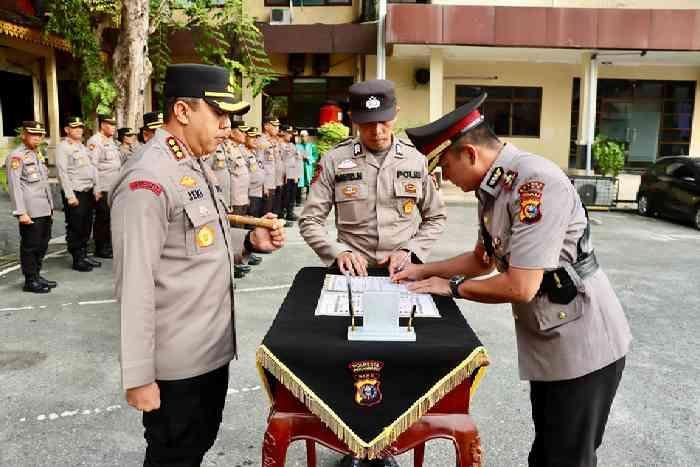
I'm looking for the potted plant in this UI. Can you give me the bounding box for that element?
[592,135,625,177]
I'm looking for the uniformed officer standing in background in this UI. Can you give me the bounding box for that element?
[227,122,251,216]
[273,123,287,219]
[208,127,233,208]
[299,79,447,280]
[396,93,632,467]
[259,117,279,215]
[140,111,164,144]
[5,121,55,293]
[280,125,301,222]
[55,116,101,272]
[88,114,121,258]
[244,127,265,218]
[110,64,284,466]
[117,127,139,164]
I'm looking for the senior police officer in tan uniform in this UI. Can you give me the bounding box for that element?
[140,111,164,144]
[299,79,446,279]
[110,64,284,466]
[5,121,55,293]
[395,93,632,467]
[88,113,121,258]
[56,116,101,272]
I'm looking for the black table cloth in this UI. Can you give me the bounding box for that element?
[256,267,489,459]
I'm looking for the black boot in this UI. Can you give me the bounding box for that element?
[23,276,50,293]
[37,275,57,289]
[234,265,246,278]
[72,255,94,272]
[248,254,262,266]
[81,249,101,268]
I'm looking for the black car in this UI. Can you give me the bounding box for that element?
[637,156,700,229]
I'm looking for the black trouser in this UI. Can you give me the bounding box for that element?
[248,196,263,218]
[62,189,95,257]
[296,186,303,205]
[230,205,248,216]
[282,179,297,218]
[263,190,274,214]
[528,357,626,467]
[19,216,52,278]
[93,192,111,253]
[272,185,284,217]
[143,364,229,467]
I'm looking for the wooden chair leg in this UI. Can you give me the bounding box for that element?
[413,442,425,467]
[262,415,292,467]
[305,439,317,467]
[453,431,482,467]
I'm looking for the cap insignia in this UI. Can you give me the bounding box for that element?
[365,96,381,110]
[353,143,362,156]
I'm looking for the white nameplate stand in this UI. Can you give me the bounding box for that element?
[348,291,416,342]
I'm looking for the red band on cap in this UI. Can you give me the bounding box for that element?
[422,110,482,156]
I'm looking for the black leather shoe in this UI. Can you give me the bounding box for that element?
[368,457,399,467]
[238,264,252,273]
[248,254,262,266]
[23,278,50,293]
[284,220,294,227]
[286,213,299,221]
[234,266,246,279]
[37,275,57,288]
[83,256,102,267]
[338,455,363,467]
[94,250,113,259]
[72,258,94,272]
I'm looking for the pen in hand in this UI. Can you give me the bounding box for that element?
[394,250,412,273]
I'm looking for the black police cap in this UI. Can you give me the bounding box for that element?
[164,64,250,115]
[142,111,164,130]
[349,79,397,124]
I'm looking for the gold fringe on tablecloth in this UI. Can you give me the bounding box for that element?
[256,344,489,459]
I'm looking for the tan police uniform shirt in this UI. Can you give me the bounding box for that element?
[226,141,250,207]
[55,138,98,195]
[110,128,247,390]
[299,137,447,266]
[244,145,264,198]
[257,135,276,192]
[478,143,632,381]
[5,145,53,218]
[274,139,286,187]
[208,143,232,209]
[87,133,122,193]
[283,142,302,182]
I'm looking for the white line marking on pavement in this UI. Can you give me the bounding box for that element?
[237,284,292,293]
[0,248,67,278]
[78,299,116,305]
[19,386,262,423]
[0,306,34,312]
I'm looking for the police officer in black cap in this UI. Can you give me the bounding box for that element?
[117,127,139,164]
[140,111,164,143]
[110,64,284,467]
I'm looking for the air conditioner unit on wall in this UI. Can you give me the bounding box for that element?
[270,7,293,25]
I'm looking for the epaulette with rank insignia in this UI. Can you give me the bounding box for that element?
[333,137,354,149]
[166,136,186,161]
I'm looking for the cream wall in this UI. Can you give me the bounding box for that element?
[373,55,700,167]
[433,0,700,8]
[245,1,358,24]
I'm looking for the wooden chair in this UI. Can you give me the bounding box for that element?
[261,380,482,467]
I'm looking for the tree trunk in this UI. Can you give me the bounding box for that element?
[113,0,151,130]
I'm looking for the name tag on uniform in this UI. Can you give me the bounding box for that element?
[187,188,204,201]
[397,170,421,179]
[336,172,362,182]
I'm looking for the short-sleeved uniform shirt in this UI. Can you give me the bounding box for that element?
[478,144,632,381]
[5,145,53,218]
[55,138,98,195]
[87,133,122,193]
[226,141,250,206]
[244,145,264,198]
[257,135,276,192]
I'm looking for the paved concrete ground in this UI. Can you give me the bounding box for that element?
[1,202,699,467]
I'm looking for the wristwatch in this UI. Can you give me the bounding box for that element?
[449,275,467,298]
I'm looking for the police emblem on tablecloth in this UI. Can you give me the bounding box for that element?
[196,225,215,247]
[349,360,384,407]
[365,96,381,110]
[518,181,545,224]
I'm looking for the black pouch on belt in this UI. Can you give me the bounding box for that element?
[540,269,578,305]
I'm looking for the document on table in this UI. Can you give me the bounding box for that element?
[315,274,441,318]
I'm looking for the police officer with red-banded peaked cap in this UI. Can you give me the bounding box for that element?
[110,63,285,466]
[395,92,632,466]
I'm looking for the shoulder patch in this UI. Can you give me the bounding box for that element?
[129,180,163,196]
[10,156,21,170]
[518,180,545,224]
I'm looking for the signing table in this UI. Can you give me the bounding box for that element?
[256,267,489,466]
